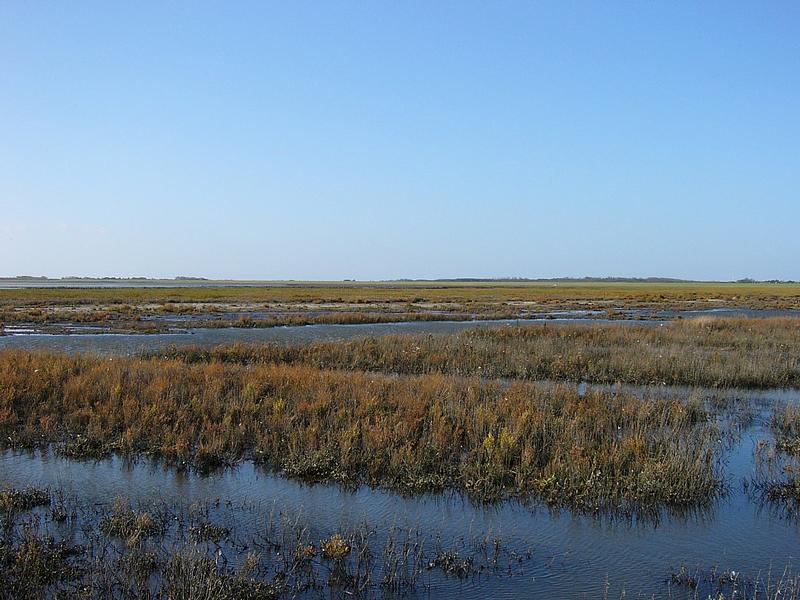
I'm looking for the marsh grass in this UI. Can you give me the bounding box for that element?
[772,404,800,455]
[0,487,50,516]
[0,528,85,599]
[161,549,281,600]
[4,282,799,335]
[746,402,800,515]
[189,520,231,543]
[162,317,800,389]
[668,564,800,600]
[0,350,721,510]
[0,306,498,334]
[3,281,800,308]
[99,498,167,546]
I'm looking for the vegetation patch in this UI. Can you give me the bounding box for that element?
[163,317,800,389]
[0,530,84,599]
[0,350,721,511]
[162,551,281,600]
[3,282,799,334]
[3,281,799,308]
[99,499,166,544]
[189,521,231,543]
[320,534,351,560]
[772,405,800,455]
[0,487,50,515]
[669,564,800,600]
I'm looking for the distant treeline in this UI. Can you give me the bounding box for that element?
[400,277,799,284]
[2,276,209,281]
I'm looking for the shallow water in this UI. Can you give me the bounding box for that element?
[1,403,799,599]
[0,317,649,355]
[3,307,797,356]
[625,307,800,319]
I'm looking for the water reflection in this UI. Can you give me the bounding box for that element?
[0,318,652,355]
[2,416,799,600]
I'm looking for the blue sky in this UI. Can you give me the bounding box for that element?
[1,1,798,280]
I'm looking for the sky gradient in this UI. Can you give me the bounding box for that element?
[1,1,798,280]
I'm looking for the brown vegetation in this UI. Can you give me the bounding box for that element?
[3,281,800,308]
[0,349,719,509]
[163,317,800,389]
[3,282,799,334]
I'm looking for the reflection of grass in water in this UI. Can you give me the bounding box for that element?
[748,402,800,518]
[667,564,800,600]
[746,425,800,520]
[0,485,795,599]
[0,486,533,599]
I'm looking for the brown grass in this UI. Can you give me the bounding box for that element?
[3,281,800,307]
[164,317,800,389]
[0,349,719,509]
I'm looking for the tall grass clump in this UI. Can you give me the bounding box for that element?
[771,404,800,454]
[0,349,720,511]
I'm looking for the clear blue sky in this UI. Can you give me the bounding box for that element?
[1,2,798,280]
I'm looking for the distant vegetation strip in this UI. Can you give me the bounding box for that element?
[2,281,800,307]
[0,350,718,510]
[161,317,800,389]
[3,282,799,335]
